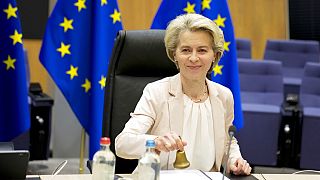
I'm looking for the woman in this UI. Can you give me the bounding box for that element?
[115,13,251,175]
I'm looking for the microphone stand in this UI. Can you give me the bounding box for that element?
[222,126,236,180]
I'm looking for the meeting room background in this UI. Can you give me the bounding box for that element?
[6,0,320,168]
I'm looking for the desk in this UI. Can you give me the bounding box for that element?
[27,174,320,180]
[258,174,320,180]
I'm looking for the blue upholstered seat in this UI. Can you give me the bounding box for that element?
[236,59,283,166]
[236,38,252,59]
[299,62,320,170]
[263,39,320,95]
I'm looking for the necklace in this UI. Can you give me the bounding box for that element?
[189,84,208,103]
[190,90,208,103]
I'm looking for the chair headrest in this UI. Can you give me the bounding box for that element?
[114,30,178,77]
[265,39,320,53]
[304,62,320,78]
[238,59,282,75]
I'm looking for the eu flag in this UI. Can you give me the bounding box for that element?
[0,0,30,141]
[40,0,122,158]
[152,0,243,129]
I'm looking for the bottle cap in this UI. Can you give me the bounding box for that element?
[146,140,156,147]
[100,137,111,145]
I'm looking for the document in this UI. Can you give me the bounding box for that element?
[160,170,230,180]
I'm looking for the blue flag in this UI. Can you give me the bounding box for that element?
[40,0,122,158]
[152,0,243,129]
[0,0,30,141]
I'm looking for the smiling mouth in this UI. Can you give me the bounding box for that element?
[187,66,201,69]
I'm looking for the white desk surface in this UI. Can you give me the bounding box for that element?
[27,173,320,180]
[258,174,320,180]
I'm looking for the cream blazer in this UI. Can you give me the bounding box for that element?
[115,74,242,171]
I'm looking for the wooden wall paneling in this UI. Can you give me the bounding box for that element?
[118,0,162,30]
[23,40,54,96]
[228,0,288,59]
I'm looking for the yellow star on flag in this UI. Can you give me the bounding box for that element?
[213,64,223,76]
[66,65,78,80]
[202,0,211,10]
[99,75,106,89]
[3,55,16,70]
[82,78,91,93]
[101,0,107,6]
[57,42,71,58]
[10,30,23,45]
[224,41,231,52]
[214,14,226,28]
[110,9,121,24]
[60,17,74,32]
[74,0,86,12]
[183,2,196,14]
[3,3,17,19]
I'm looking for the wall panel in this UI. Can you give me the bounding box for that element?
[228,0,288,59]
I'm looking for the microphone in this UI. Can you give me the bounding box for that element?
[222,125,237,180]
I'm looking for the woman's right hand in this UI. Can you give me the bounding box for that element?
[154,131,187,153]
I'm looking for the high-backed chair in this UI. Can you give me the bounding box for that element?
[299,62,320,170]
[263,39,320,96]
[236,38,252,58]
[102,30,178,173]
[236,59,283,166]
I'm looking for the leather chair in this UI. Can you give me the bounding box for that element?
[102,30,178,173]
[236,38,252,58]
[263,39,320,96]
[299,62,320,170]
[236,59,283,166]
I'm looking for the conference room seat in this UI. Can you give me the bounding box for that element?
[299,62,320,170]
[263,39,320,96]
[236,38,252,58]
[102,30,178,173]
[236,59,283,166]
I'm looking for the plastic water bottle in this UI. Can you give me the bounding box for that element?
[138,139,160,180]
[92,137,116,180]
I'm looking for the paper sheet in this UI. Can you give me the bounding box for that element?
[160,170,230,180]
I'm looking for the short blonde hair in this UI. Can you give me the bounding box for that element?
[164,13,225,70]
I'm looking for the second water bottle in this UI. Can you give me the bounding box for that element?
[138,139,160,180]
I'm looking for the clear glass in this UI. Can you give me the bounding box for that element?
[92,144,116,180]
[138,147,160,180]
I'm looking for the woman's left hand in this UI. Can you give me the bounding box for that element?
[229,158,252,175]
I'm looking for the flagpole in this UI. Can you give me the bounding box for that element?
[79,128,86,174]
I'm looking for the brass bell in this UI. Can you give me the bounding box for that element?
[173,150,190,169]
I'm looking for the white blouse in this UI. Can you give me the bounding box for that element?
[181,94,215,171]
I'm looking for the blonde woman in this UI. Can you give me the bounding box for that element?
[115,13,251,175]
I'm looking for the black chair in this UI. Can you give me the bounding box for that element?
[102,30,178,173]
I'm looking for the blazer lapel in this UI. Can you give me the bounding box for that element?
[167,74,184,167]
[207,80,226,171]
[167,74,184,137]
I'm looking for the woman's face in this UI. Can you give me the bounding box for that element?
[173,30,215,82]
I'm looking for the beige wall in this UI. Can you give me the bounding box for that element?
[228,0,289,59]
[25,0,288,93]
